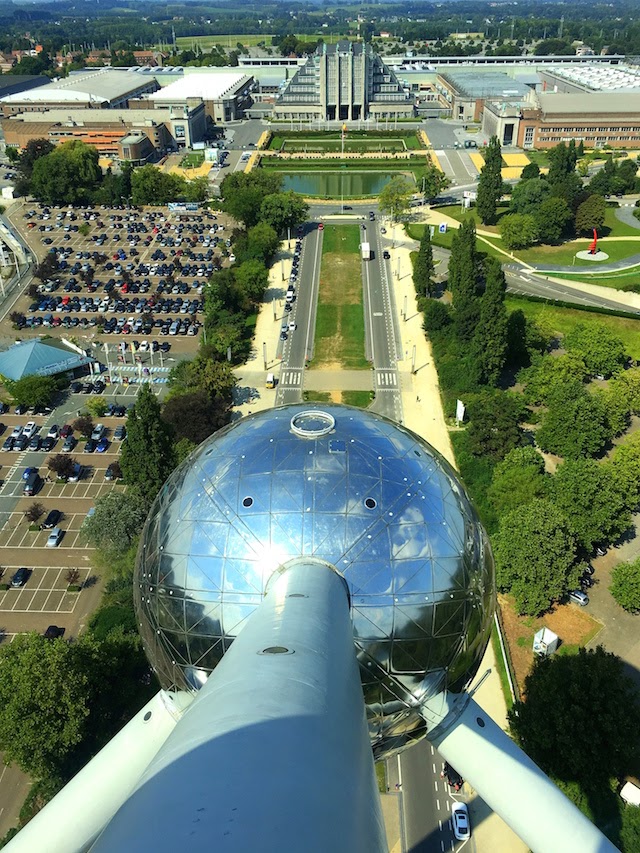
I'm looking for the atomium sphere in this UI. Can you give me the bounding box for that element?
[134,404,495,759]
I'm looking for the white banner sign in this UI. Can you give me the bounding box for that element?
[456,399,466,423]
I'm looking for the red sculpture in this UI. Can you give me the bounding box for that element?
[589,228,598,255]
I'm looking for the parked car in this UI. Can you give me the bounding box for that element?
[114,425,126,441]
[41,436,55,452]
[68,462,83,483]
[47,425,59,439]
[96,436,109,453]
[91,423,105,440]
[43,625,65,639]
[46,527,63,547]
[569,589,589,606]
[2,436,14,451]
[10,567,30,587]
[83,439,97,453]
[451,802,470,841]
[383,250,391,260]
[22,421,37,439]
[22,466,38,481]
[42,509,62,529]
[60,424,73,437]
[62,435,77,452]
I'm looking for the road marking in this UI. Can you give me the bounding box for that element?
[434,780,438,792]
[437,802,441,813]
[373,311,383,316]
[280,369,303,387]
[440,841,445,852]
[433,763,437,774]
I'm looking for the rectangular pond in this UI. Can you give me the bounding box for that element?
[280,171,414,198]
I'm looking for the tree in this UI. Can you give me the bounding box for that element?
[244,222,279,263]
[413,226,435,297]
[72,415,94,438]
[611,433,640,512]
[473,257,508,385]
[0,631,153,782]
[378,175,414,221]
[494,499,580,615]
[508,647,640,786]
[550,459,631,551]
[519,162,540,181]
[563,323,626,378]
[120,386,177,501]
[499,213,539,249]
[488,446,547,518]
[621,805,640,853]
[259,191,308,235]
[33,251,59,283]
[30,140,101,204]
[18,138,54,179]
[234,260,269,305]
[47,454,77,481]
[24,502,46,524]
[85,396,108,418]
[7,374,56,408]
[131,166,184,205]
[610,558,640,613]
[518,353,588,405]
[537,383,611,459]
[535,197,573,244]
[575,194,607,235]
[167,354,236,403]
[546,141,582,208]
[609,368,640,416]
[510,177,551,215]
[476,135,503,225]
[448,219,480,341]
[83,490,149,556]
[220,171,283,228]
[466,391,524,460]
[416,162,449,200]
[162,390,230,445]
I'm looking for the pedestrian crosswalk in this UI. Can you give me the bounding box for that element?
[376,370,398,388]
[280,369,303,387]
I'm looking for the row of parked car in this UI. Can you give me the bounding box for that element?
[28,294,203,316]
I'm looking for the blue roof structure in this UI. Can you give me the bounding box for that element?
[0,339,91,382]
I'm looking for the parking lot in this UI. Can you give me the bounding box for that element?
[3,201,233,362]
[0,565,93,615]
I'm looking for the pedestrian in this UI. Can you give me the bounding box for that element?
[416,395,420,403]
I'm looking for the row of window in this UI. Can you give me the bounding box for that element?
[546,125,640,132]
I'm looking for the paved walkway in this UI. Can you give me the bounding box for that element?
[615,206,640,231]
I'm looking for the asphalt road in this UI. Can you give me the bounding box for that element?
[276,224,322,406]
[361,220,403,422]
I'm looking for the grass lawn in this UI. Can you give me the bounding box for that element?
[180,151,205,168]
[505,295,640,359]
[602,205,640,238]
[311,224,368,370]
[435,203,510,233]
[280,138,411,153]
[303,391,331,403]
[508,238,640,268]
[522,150,551,168]
[550,267,640,291]
[341,390,373,408]
[173,34,273,49]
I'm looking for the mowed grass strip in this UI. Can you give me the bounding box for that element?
[312,224,369,370]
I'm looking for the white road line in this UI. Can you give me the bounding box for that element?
[437,802,441,814]
[440,841,445,852]
[433,763,437,774]
[434,780,438,792]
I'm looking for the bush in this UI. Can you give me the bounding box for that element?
[610,558,640,613]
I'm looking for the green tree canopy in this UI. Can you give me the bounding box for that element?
[494,498,580,615]
[535,196,573,244]
[240,222,280,264]
[466,390,524,459]
[6,374,57,407]
[83,490,149,556]
[120,386,177,501]
[448,218,480,342]
[488,446,548,518]
[259,191,308,235]
[378,175,414,221]
[550,458,632,551]
[621,805,640,853]
[234,259,269,305]
[18,137,54,179]
[563,323,626,378]
[510,177,551,215]
[476,135,503,225]
[508,647,640,786]
[416,161,449,200]
[610,433,640,511]
[167,353,236,403]
[30,140,101,204]
[162,389,231,445]
[220,171,283,228]
[131,165,185,205]
[413,225,435,297]
[499,212,539,249]
[575,194,607,235]
[610,558,640,613]
[473,257,508,385]
[518,353,588,405]
[537,383,611,459]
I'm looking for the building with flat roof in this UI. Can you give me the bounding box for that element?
[539,63,640,95]
[1,104,205,160]
[145,70,254,122]
[436,70,533,122]
[483,91,640,149]
[273,41,413,122]
[0,68,158,115]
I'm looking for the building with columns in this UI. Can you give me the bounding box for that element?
[273,41,413,122]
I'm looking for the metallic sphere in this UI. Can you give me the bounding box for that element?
[134,405,495,759]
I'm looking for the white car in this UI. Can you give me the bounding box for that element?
[23,421,37,439]
[10,424,23,439]
[46,527,63,548]
[138,340,149,352]
[451,802,470,841]
[288,321,296,332]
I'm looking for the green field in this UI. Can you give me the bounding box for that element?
[268,131,422,153]
[505,295,640,360]
[511,239,640,268]
[311,224,368,369]
[173,34,274,50]
[180,151,204,168]
[278,138,411,154]
[549,267,640,291]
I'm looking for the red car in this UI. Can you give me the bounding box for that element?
[60,424,73,438]
[318,223,324,231]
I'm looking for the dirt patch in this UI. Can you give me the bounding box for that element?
[498,593,603,696]
[329,390,342,403]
